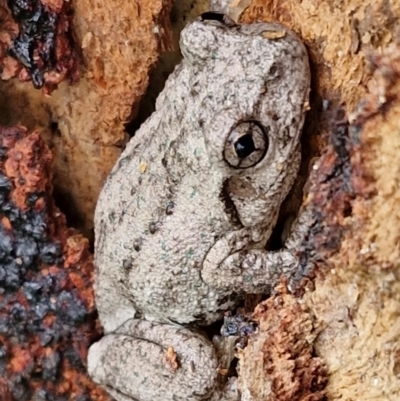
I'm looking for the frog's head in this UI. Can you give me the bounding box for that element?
[181,14,310,228]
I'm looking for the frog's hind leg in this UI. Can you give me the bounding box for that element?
[93,213,142,333]
[93,265,138,333]
[88,319,219,401]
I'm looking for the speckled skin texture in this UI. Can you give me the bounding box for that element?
[88,14,310,401]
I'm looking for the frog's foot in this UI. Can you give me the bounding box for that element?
[202,248,298,293]
[88,319,219,401]
[202,204,315,293]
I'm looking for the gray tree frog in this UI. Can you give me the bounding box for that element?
[88,12,310,401]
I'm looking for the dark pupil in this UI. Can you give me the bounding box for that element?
[200,12,225,22]
[235,134,255,159]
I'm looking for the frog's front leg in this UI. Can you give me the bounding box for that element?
[202,248,298,293]
[202,206,314,293]
[88,319,220,401]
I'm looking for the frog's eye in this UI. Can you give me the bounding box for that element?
[224,121,269,169]
[200,12,236,27]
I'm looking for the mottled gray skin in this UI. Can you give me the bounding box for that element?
[88,14,310,401]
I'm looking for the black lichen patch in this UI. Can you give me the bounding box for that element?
[0,126,110,400]
[7,0,56,88]
[292,108,363,291]
[5,0,79,91]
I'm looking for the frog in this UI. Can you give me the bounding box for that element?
[87,12,310,401]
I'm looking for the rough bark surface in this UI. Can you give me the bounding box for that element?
[1,0,400,400]
[236,1,400,400]
[237,284,327,401]
[302,43,400,400]
[241,0,400,112]
[1,0,174,234]
[0,126,113,401]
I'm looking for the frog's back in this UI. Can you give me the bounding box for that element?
[95,145,239,326]
[94,65,241,326]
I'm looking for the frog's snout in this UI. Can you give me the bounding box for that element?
[180,12,236,65]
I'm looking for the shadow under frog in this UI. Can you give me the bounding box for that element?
[88,12,311,401]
